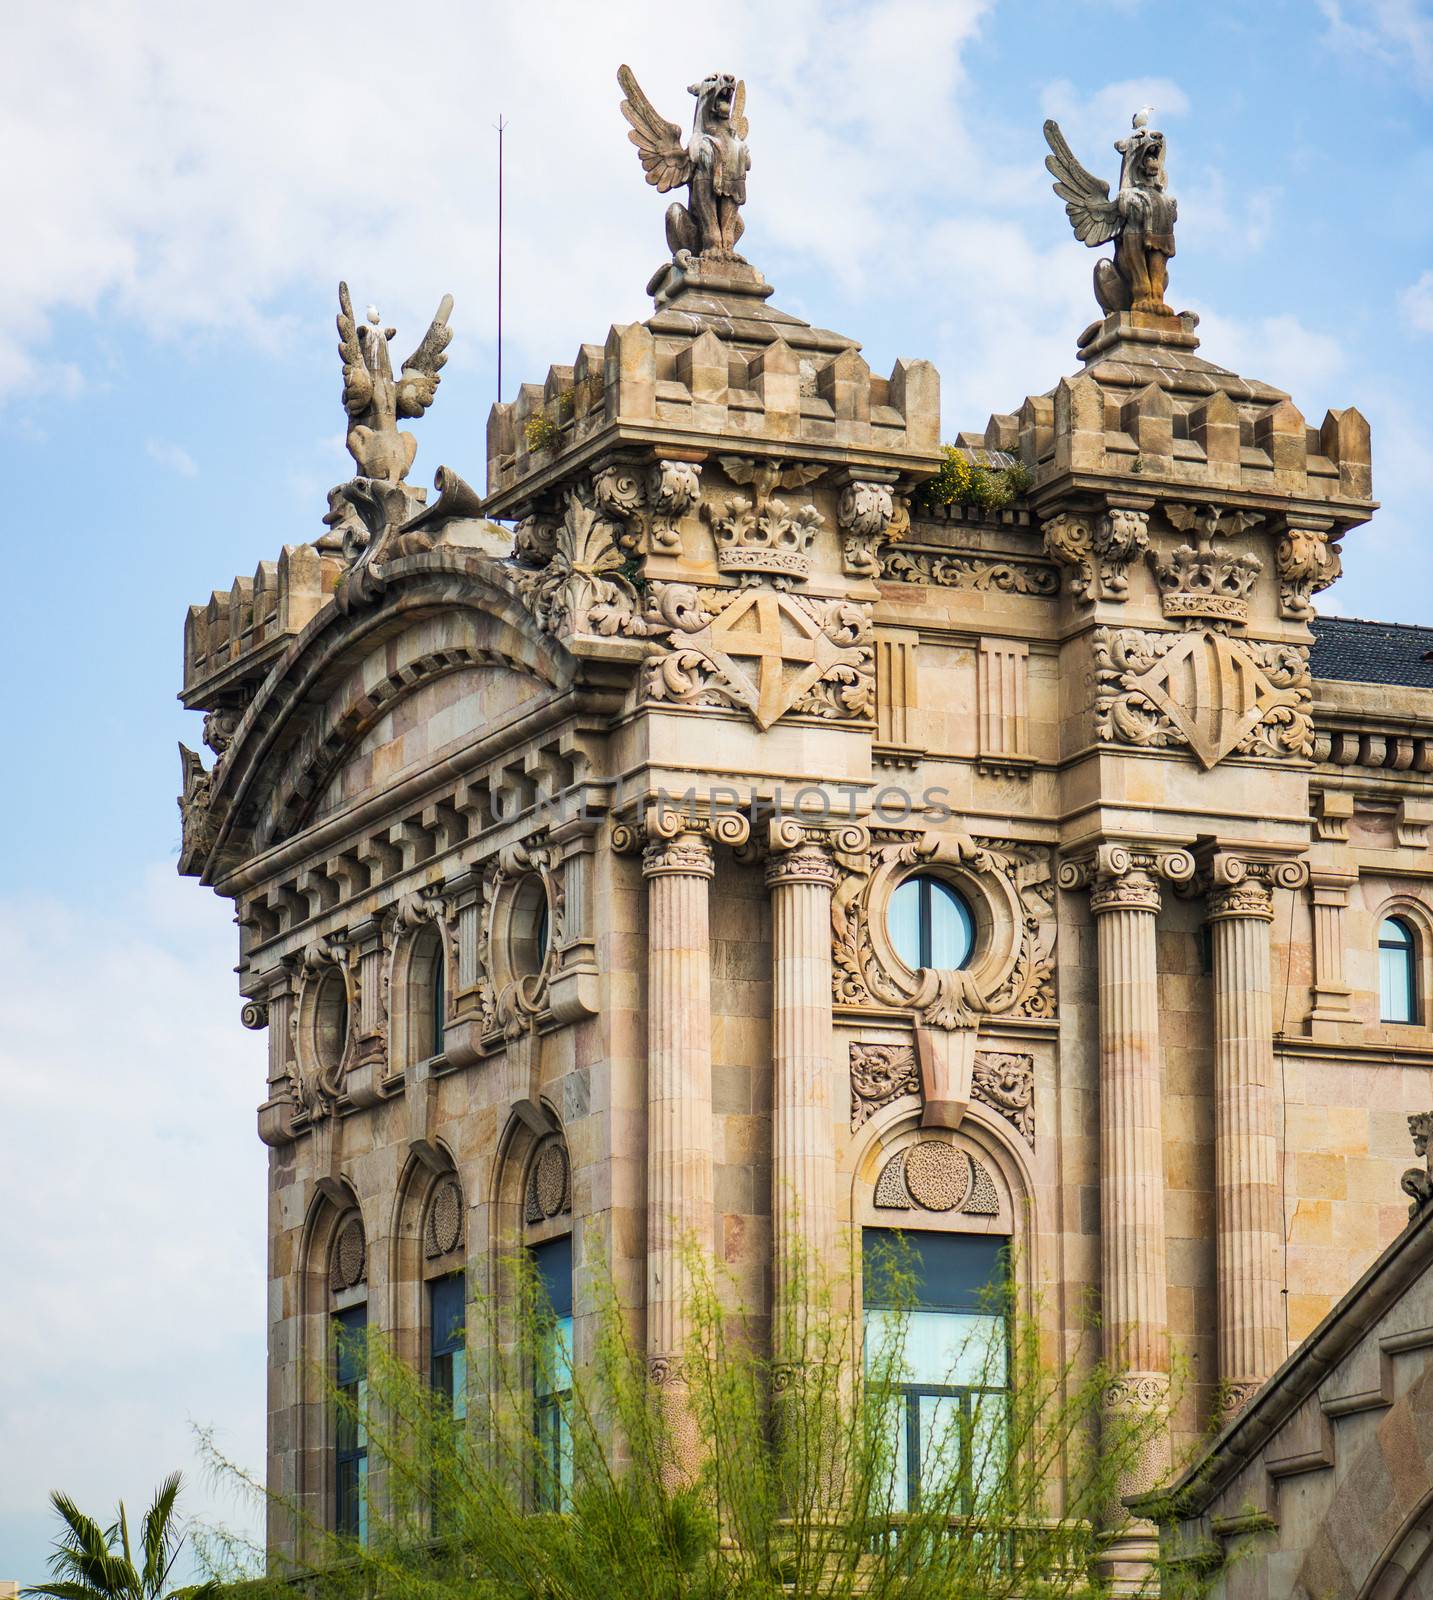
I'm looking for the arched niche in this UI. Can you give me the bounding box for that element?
[386,1150,466,1382]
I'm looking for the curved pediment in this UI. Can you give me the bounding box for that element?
[194,556,581,878]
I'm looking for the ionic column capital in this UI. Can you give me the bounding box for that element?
[612,801,751,877]
[1058,839,1195,915]
[1201,850,1309,921]
[765,841,838,891]
[641,831,714,880]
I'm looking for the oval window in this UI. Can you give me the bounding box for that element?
[889,875,975,971]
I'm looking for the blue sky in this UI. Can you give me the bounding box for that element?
[2,0,1430,1581]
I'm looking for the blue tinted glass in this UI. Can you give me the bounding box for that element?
[888,875,974,970]
[334,1304,367,1386]
[863,1228,1006,1311]
[927,880,975,970]
[430,1273,465,1358]
[532,1234,573,1318]
[889,877,924,968]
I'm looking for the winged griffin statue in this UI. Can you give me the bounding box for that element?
[617,64,751,262]
[320,282,461,566]
[1043,111,1177,318]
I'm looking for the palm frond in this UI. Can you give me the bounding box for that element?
[140,1474,183,1596]
[20,1582,103,1600]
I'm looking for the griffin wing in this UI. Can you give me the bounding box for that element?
[1042,119,1120,247]
[337,281,372,418]
[178,742,208,795]
[776,464,825,492]
[395,293,454,420]
[732,78,748,142]
[618,64,691,192]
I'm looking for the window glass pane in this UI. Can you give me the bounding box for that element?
[865,1308,1006,1388]
[530,1237,573,1510]
[889,878,923,969]
[1381,917,1414,950]
[917,1393,965,1508]
[863,1228,1006,1312]
[532,1235,573,1318]
[968,1390,1010,1508]
[430,1273,465,1358]
[926,880,975,971]
[333,1305,368,1541]
[1382,943,1415,1021]
[432,954,446,1057]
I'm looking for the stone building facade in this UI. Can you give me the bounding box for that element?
[177,92,1433,1580]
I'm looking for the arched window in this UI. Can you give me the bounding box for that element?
[863,1229,1009,1514]
[328,1213,369,1542]
[889,875,975,971]
[1380,916,1419,1023]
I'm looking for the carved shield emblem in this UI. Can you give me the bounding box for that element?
[1127,627,1301,770]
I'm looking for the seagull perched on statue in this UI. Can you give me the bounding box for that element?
[1133,106,1154,129]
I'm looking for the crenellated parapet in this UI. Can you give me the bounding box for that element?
[485,305,941,514]
[182,542,344,707]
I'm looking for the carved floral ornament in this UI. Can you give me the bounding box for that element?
[525,1135,573,1225]
[851,1041,1035,1145]
[1056,841,1196,912]
[1275,522,1343,622]
[1041,506,1149,602]
[831,827,1056,1029]
[424,1174,465,1259]
[835,477,910,579]
[611,802,754,876]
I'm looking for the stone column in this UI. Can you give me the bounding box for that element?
[1061,842,1191,1586]
[1206,854,1306,1412]
[641,826,716,1406]
[765,835,838,1363]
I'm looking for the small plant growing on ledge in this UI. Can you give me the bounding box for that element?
[916,446,1033,514]
[524,415,561,452]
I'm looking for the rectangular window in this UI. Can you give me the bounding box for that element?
[430,1272,466,1419]
[432,957,446,1058]
[531,1235,573,1511]
[863,1229,1009,1517]
[333,1304,368,1542]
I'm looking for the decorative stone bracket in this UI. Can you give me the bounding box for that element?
[835,471,908,579]
[1275,520,1343,622]
[850,1040,1035,1144]
[1041,502,1150,602]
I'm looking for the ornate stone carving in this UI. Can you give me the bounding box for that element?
[202,708,241,759]
[1042,508,1147,601]
[850,1042,921,1129]
[1058,841,1196,915]
[765,842,838,890]
[515,483,643,638]
[525,1138,572,1224]
[1044,112,1178,317]
[1093,625,1313,768]
[881,547,1058,596]
[647,458,702,551]
[330,1215,367,1292]
[836,480,906,578]
[177,744,217,875]
[1276,525,1343,621]
[425,1175,464,1258]
[971,1052,1035,1146]
[832,831,1055,1026]
[618,65,750,263]
[704,457,826,582]
[1403,1112,1433,1218]
[872,1142,1000,1217]
[1148,543,1262,625]
[644,585,872,729]
[240,1000,269,1030]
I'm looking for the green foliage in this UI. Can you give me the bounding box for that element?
[200,1240,1218,1600]
[523,416,560,452]
[915,448,1033,514]
[24,1472,218,1600]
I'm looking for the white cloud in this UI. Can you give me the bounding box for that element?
[146,437,199,478]
[0,867,268,1582]
[1402,269,1433,332]
[1189,309,1347,414]
[1039,75,1191,154]
[0,0,992,401]
[1319,0,1433,87]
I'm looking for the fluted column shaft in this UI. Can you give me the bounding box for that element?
[767,843,838,1361]
[643,831,715,1380]
[1209,877,1282,1411]
[1092,869,1170,1383]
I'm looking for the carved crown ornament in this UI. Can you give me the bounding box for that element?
[831,826,1056,1031]
[703,455,827,583]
